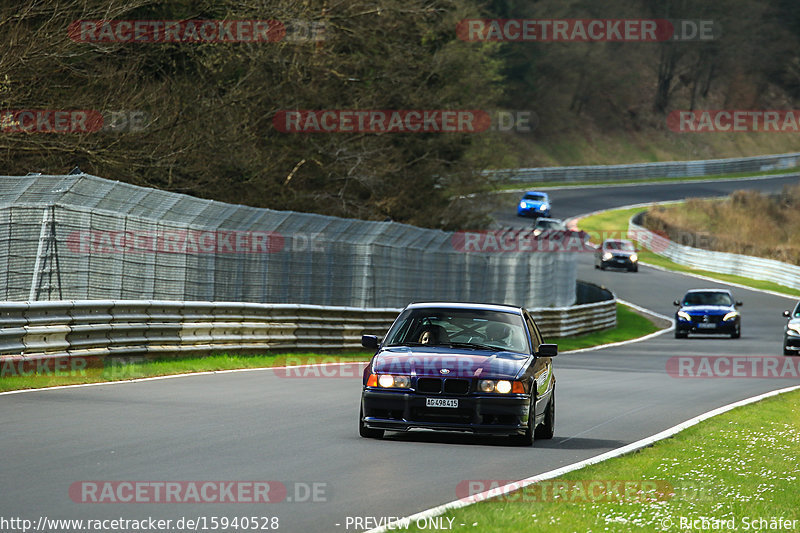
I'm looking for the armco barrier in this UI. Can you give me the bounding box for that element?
[488,152,800,183]
[628,212,800,291]
[0,296,615,359]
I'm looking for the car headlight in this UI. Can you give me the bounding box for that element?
[376,374,410,388]
[539,204,549,211]
[519,201,527,208]
[722,311,739,322]
[630,253,638,262]
[787,324,800,336]
[495,380,512,394]
[478,379,523,394]
[677,311,691,321]
[603,252,613,261]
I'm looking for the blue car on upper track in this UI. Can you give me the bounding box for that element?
[517,191,551,218]
[674,289,742,339]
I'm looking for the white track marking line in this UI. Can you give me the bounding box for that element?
[364,384,800,533]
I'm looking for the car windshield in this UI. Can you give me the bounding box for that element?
[683,292,734,306]
[523,193,546,201]
[605,240,634,251]
[384,307,529,353]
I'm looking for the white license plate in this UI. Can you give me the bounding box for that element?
[697,322,716,329]
[426,398,458,408]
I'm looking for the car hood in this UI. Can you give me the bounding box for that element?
[372,346,529,380]
[522,200,546,207]
[679,305,733,315]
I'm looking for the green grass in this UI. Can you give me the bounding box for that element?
[555,303,659,352]
[577,207,800,298]
[0,352,372,393]
[0,303,660,393]
[490,168,799,192]
[402,388,800,532]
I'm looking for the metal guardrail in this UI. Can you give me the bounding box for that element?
[529,299,616,338]
[0,297,616,360]
[488,152,800,183]
[628,213,800,291]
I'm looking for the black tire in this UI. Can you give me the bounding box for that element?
[731,324,741,339]
[629,265,638,273]
[594,263,600,269]
[675,329,688,339]
[509,395,536,447]
[359,406,383,439]
[534,390,555,440]
[599,263,606,271]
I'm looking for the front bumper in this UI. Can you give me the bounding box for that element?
[784,333,800,351]
[676,318,738,334]
[361,388,531,436]
[517,207,548,217]
[601,256,636,269]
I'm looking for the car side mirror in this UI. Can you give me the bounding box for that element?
[735,301,743,307]
[536,344,557,357]
[784,310,790,317]
[361,335,379,350]
[673,300,680,306]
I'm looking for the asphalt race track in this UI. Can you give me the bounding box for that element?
[493,173,800,226]
[2,175,800,532]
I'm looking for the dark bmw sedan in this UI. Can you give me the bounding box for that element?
[359,302,557,446]
[674,289,742,339]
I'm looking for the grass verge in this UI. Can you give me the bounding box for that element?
[555,303,660,352]
[577,206,800,298]
[402,388,800,532]
[0,304,659,393]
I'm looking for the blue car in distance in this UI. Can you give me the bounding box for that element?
[673,289,742,339]
[517,191,550,218]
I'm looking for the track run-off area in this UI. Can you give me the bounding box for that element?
[2,174,799,532]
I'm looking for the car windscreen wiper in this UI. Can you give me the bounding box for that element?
[445,342,503,351]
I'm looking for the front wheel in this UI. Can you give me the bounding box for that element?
[675,329,688,339]
[359,406,384,439]
[534,390,555,440]
[731,325,741,339]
